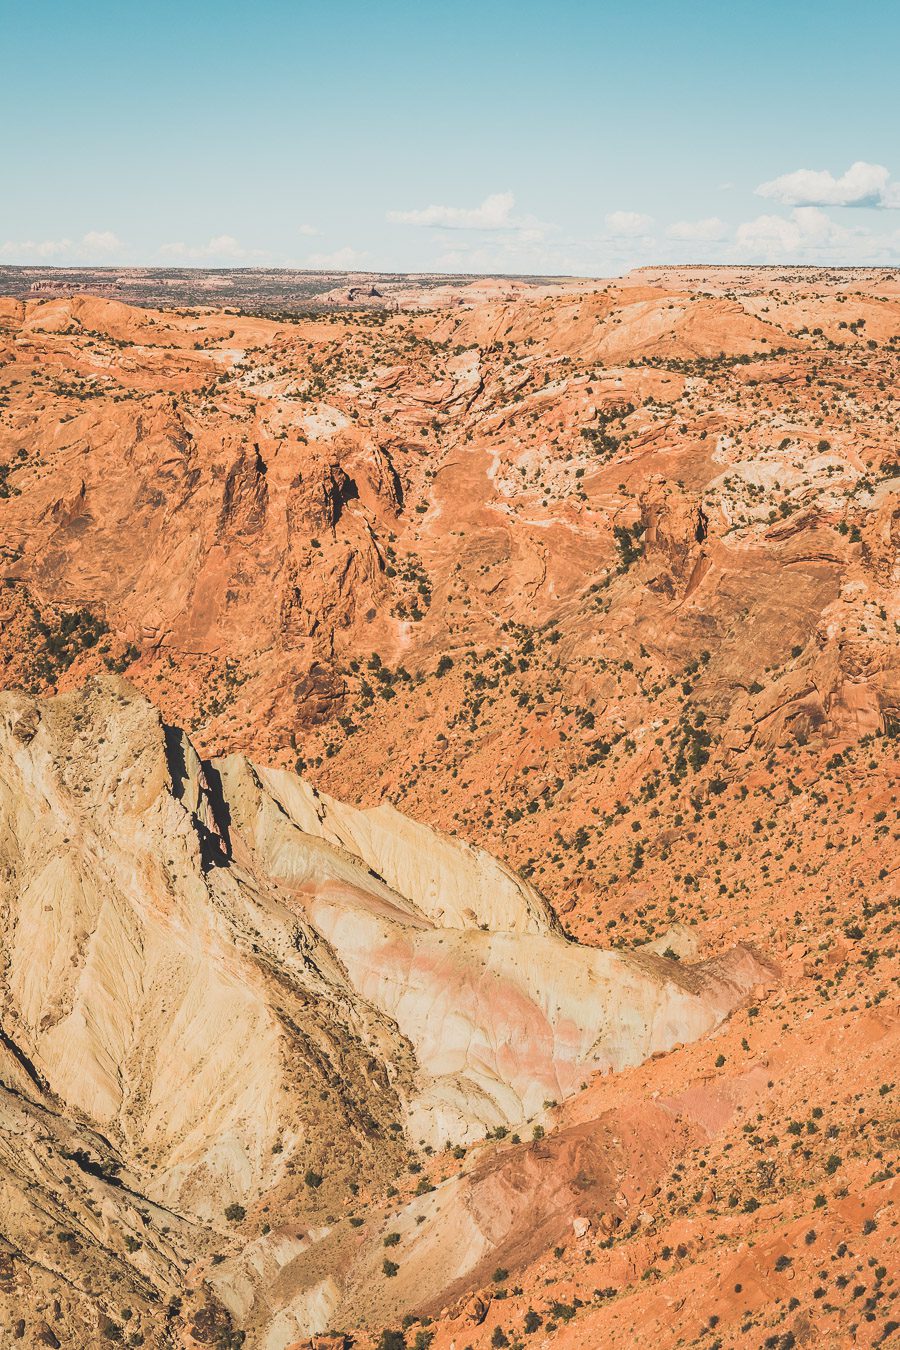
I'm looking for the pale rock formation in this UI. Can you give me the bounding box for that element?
[0,678,776,1346]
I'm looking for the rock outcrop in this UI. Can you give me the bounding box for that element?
[1,267,897,1350]
[0,678,773,1346]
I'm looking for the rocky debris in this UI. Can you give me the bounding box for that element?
[462,1293,490,1324]
[188,1302,239,1345]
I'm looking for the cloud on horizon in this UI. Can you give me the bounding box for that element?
[756,160,900,209]
[302,245,369,268]
[5,161,900,274]
[666,216,727,242]
[159,234,259,261]
[0,230,125,263]
[604,210,654,237]
[735,206,856,262]
[388,191,517,230]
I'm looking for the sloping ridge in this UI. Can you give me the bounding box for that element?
[0,677,777,1347]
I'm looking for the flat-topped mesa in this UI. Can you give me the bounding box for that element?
[0,679,776,1177]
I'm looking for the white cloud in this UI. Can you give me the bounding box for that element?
[81,229,123,254]
[0,231,126,262]
[159,234,253,261]
[734,206,900,265]
[734,206,854,261]
[297,223,320,237]
[433,222,652,278]
[756,160,900,209]
[303,246,368,269]
[666,216,727,242]
[0,237,71,259]
[604,210,654,237]
[388,191,517,230]
[435,237,554,273]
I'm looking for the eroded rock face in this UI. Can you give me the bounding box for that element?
[0,679,768,1154]
[214,751,774,1146]
[2,273,897,782]
[0,678,772,1346]
[1,269,897,1350]
[0,680,414,1225]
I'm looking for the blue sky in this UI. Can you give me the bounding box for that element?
[3,0,899,273]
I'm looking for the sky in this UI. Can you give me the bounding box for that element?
[2,0,900,275]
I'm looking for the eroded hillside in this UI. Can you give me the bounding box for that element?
[0,677,773,1347]
[0,268,897,1349]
